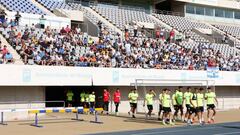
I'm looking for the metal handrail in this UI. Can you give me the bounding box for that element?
[89,1,147,13]
[55,8,70,18]
[0,101,65,109]
[152,9,183,17]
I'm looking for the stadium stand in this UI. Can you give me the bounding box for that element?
[0,32,23,64]
[0,22,239,71]
[68,2,82,10]
[213,24,240,39]
[152,13,240,58]
[152,13,210,43]
[0,0,45,14]
[82,7,119,36]
[91,4,160,30]
[0,1,238,71]
[36,0,72,12]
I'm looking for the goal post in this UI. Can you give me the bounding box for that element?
[132,79,216,113]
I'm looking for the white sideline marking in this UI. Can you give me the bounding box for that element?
[214,132,240,135]
[130,127,219,135]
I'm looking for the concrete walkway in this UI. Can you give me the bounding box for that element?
[0,34,24,65]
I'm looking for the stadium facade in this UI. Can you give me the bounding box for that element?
[0,0,239,120]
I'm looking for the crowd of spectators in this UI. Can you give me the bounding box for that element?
[0,20,239,71]
[0,39,14,64]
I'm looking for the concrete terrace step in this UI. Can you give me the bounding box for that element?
[0,34,24,65]
[0,3,8,12]
[83,6,123,35]
[150,14,174,31]
[30,0,56,16]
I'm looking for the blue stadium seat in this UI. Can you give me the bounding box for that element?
[36,0,72,12]
[0,0,45,14]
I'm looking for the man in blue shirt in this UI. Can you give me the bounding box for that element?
[4,52,13,63]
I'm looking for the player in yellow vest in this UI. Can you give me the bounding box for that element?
[175,86,184,121]
[128,89,134,116]
[172,90,178,121]
[143,89,156,118]
[130,89,138,118]
[80,91,85,107]
[205,87,218,123]
[196,88,205,125]
[66,90,74,107]
[158,89,166,121]
[184,87,192,122]
[85,92,90,108]
[89,91,96,114]
[162,89,174,125]
[187,88,198,125]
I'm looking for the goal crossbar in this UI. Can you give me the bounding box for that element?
[133,79,215,90]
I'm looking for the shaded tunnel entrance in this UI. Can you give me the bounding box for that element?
[45,86,105,108]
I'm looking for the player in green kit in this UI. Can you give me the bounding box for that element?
[158,89,165,121]
[128,89,138,118]
[80,91,85,107]
[89,91,96,114]
[205,87,218,123]
[144,89,156,119]
[162,89,174,125]
[196,88,205,125]
[172,90,178,121]
[85,92,90,108]
[187,88,198,126]
[184,87,192,122]
[175,87,184,121]
[128,89,134,116]
[66,90,74,107]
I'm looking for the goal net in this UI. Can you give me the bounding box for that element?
[132,79,216,113]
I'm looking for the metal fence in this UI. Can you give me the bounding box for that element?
[0,101,65,110]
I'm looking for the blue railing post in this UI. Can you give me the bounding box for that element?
[0,112,7,125]
[90,110,103,124]
[31,113,43,128]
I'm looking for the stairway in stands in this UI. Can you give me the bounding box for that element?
[0,34,24,65]
[82,6,123,35]
[29,0,56,16]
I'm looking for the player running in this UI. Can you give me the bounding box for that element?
[144,89,156,119]
[172,90,178,122]
[128,89,134,116]
[103,89,110,115]
[205,87,218,124]
[187,88,198,126]
[158,89,165,121]
[113,88,121,116]
[128,89,138,118]
[66,90,74,107]
[175,87,184,121]
[162,89,174,125]
[184,87,192,122]
[89,91,96,114]
[80,91,86,107]
[85,92,90,108]
[196,87,205,125]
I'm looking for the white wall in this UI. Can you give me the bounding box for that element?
[0,65,239,119]
[216,86,240,110]
[0,65,239,86]
[177,0,240,10]
[0,65,92,86]
[185,13,240,25]
[0,86,45,120]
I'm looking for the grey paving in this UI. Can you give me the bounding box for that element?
[86,122,240,135]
